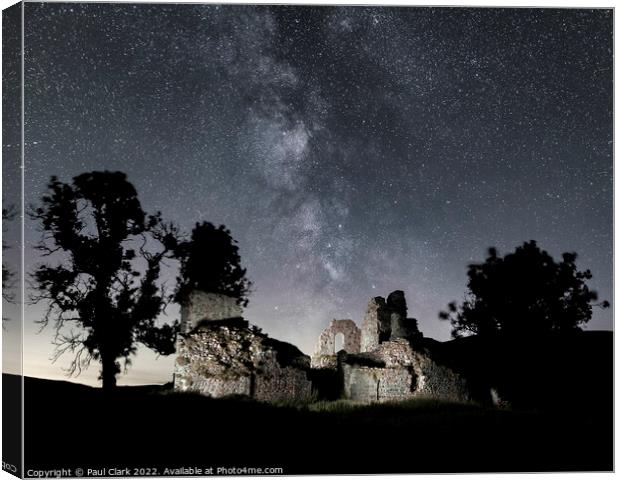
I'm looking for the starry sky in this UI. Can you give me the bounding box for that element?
[5,4,613,385]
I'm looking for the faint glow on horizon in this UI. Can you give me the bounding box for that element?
[6,4,612,387]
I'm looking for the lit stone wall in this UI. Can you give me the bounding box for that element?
[180,290,243,333]
[174,288,470,405]
[174,316,312,402]
[409,350,471,402]
[254,353,314,402]
[311,319,361,368]
[341,339,470,403]
[360,297,391,352]
[174,372,252,397]
[360,291,421,352]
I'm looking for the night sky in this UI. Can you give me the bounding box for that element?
[9,4,613,385]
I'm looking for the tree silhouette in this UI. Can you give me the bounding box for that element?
[30,171,180,389]
[3,205,17,326]
[174,222,251,307]
[440,240,609,338]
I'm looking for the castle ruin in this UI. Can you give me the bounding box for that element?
[174,289,470,404]
[311,319,361,369]
[174,290,312,402]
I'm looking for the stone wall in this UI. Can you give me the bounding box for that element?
[342,339,417,402]
[174,373,252,397]
[360,297,391,352]
[174,317,313,402]
[378,368,415,400]
[409,349,471,402]
[341,338,470,403]
[341,364,416,403]
[180,290,243,334]
[175,288,471,405]
[254,353,313,402]
[387,290,421,340]
[360,291,421,352]
[374,338,416,367]
[342,365,381,402]
[311,319,361,368]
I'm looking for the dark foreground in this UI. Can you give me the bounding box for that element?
[6,330,613,476]
[16,381,611,475]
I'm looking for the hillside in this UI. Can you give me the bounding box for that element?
[14,331,612,475]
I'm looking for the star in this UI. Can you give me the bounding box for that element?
[13,4,612,385]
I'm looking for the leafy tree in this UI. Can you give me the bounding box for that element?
[174,222,251,307]
[30,171,179,389]
[440,240,609,338]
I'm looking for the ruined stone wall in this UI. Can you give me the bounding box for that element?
[410,350,470,402]
[174,372,252,397]
[341,339,471,403]
[174,317,312,402]
[378,368,416,401]
[311,319,361,368]
[174,320,257,394]
[316,319,361,355]
[175,288,470,405]
[254,355,313,402]
[374,338,416,367]
[341,364,415,403]
[343,339,418,402]
[360,297,391,352]
[360,291,420,352]
[180,290,243,333]
[342,365,381,402]
[386,290,408,340]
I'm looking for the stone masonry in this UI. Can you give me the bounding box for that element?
[317,290,469,403]
[174,291,312,402]
[174,288,472,405]
[361,290,421,352]
[341,338,470,403]
[311,319,361,368]
[180,290,243,334]
[360,297,391,352]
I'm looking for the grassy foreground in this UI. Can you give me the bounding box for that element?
[14,374,612,476]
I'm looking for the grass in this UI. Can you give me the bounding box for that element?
[12,329,613,476]
[271,395,483,414]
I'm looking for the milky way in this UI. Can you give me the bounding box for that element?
[9,4,613,383]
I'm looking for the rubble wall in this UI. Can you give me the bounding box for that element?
[341,339,470,403]
[174,318,312,402]
[311,319,361,368]
[180,291,243,333]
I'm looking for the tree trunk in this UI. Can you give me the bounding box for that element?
[101,353,118,390]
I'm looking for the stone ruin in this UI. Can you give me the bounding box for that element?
[311,319,361,369]
[174,289,471,404]
[174,290,313,402]
[360,290,421,351]
[313,290,469,403]
[180,290,243,334]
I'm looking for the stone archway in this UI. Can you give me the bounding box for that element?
[314,319,361,356]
